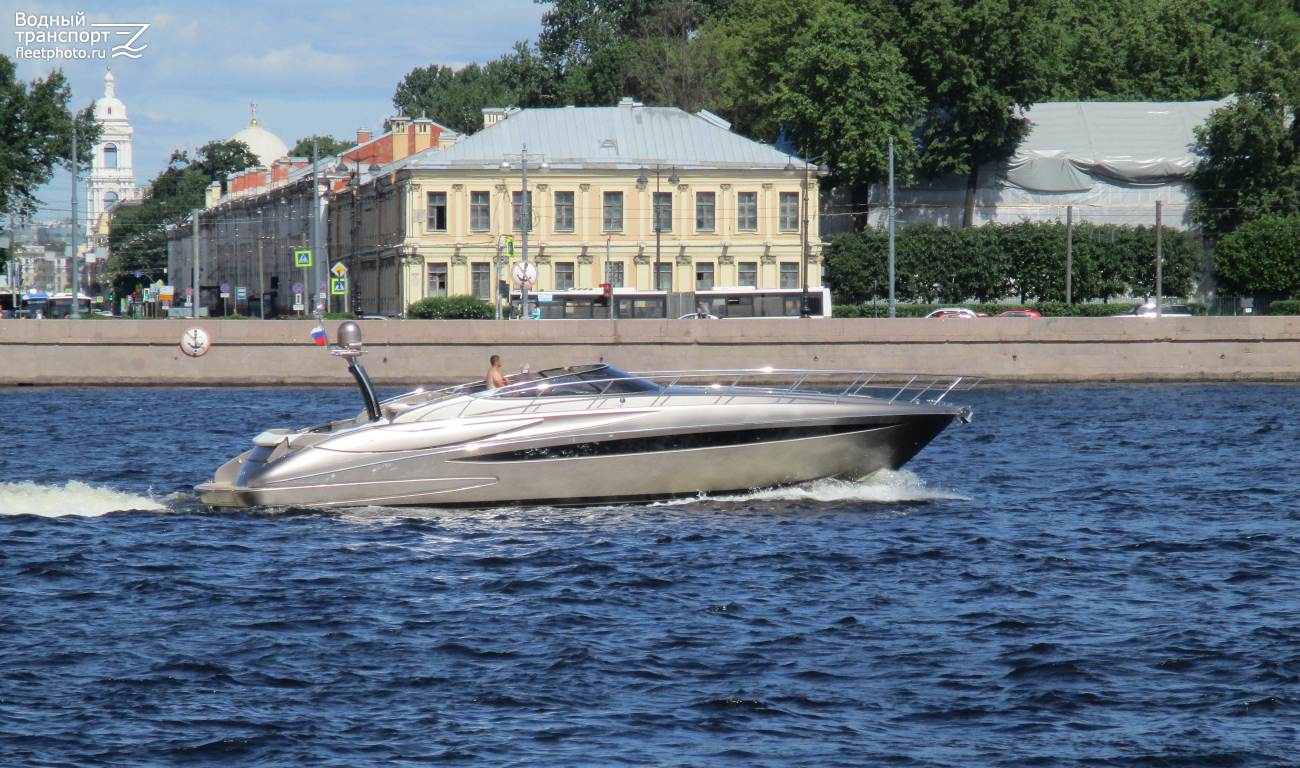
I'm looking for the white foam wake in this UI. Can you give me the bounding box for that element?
[0,481,166,517]
[693,469,970,505]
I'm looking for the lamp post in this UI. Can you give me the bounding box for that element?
[637,165,678,317]
[501,144,549,320]
[785,155,830,318]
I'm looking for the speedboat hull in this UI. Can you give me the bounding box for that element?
[196,392,962,509]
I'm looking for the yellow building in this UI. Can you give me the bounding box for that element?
[329,100,824,318]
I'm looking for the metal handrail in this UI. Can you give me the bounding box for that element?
[449,367,983,407]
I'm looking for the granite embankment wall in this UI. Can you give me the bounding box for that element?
[2,317,1299,386]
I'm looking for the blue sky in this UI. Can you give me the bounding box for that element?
[7,0,546,222]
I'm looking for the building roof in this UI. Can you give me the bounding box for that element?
[94,70,127,123]
[393,102,811,173]
[230,106,290,167]
[1004,99,1231,192]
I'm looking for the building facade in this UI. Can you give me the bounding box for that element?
[166,115,459,316]
[329,101,822,317]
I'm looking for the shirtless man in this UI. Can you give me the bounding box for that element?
[486,354,507,389]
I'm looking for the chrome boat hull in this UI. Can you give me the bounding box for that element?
[197,379,967,509]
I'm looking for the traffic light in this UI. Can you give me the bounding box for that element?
[351,280,362,313]
[601,283,611,298]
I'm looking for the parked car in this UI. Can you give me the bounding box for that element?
[994,309,1042,318]
[923,308,987,318]
[1113,303,1193,317]
[678,312,720,320]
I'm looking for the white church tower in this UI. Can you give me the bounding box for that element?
[87,69,141,237]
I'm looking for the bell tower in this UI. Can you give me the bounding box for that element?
[86,68,141,240]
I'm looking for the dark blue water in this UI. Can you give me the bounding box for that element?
[2,384,1298,767]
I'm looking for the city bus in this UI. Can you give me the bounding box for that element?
[516,287,832,320]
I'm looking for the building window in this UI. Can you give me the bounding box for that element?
[471,262,491,299]
[511,191,533,232]
[428,263,448,297]
[695,262,714,291]
[470,191,490,231]
[737,192,758,231]
[779,192,799,232]
[603,191,623,231]
[780,262,800,289]
[554,191,575,232]
[695,191,715,232]
[555,262,575,290]
[427,192,447,231]
[606,261,624,288]
[653,191,672,233]
[738,262,758,287]
[103,144,118,169]
[655,262,671,291]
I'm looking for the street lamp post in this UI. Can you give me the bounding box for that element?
[501,144,549,320]
[786,155,830,318]
[637,165,678,317]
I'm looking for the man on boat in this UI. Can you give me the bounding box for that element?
[486,355,507,389]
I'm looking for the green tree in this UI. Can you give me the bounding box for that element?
[290,135,357,159]
[899,0,1054,226]
[1210,215,1300,294]
[0,56,100,222]
[1189,93,1300,236]
[106,140,260,295]
[393,44,559,135]
[776,2,917,189]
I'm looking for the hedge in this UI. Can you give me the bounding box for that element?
[406,294,494,319]
[824,221,1201,305]
[831,301,1207,318]
[1269,300,1300,315]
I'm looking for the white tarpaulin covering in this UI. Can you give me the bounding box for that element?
[863,99,1231,230]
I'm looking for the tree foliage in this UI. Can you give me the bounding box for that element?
[406,294,495,319]
[106,140,260,296]
[1189,93,1300,236]
[290,135,357,159]
[825,221,1200,304]
[0,55,99,222]
[1211,215,1300,294]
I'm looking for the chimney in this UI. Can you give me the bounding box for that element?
[357,127,372,144]
[413,117,434,154]
[482,107,508,128]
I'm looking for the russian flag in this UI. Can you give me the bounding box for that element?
[311,323,327,346]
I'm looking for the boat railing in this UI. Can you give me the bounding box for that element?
[382,368,981,421]
[455,367,981,414]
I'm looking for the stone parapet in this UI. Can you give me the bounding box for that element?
[2,317,1299,386]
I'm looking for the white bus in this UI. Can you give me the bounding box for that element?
[519,287,832,320]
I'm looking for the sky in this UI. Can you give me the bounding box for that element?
[6,0,546,223]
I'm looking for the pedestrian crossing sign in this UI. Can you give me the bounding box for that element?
[294,250,312,267]
[330,278,347,295]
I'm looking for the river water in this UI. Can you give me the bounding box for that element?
[1,384,1297,767]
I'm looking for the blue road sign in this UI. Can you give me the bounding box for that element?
[294,250,312,267]
[293,282,304,294]
[330,278,347,295]
[236,287,247,300]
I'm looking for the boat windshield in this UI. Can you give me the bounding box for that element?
[514,364,661,397]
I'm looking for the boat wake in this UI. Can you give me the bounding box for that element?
[691,469,970,505]
[0,481,166,517]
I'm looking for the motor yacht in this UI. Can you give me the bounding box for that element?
[196,322,979,508]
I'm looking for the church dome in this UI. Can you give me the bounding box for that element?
[230,105,289,166]
[94,70,127,121]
